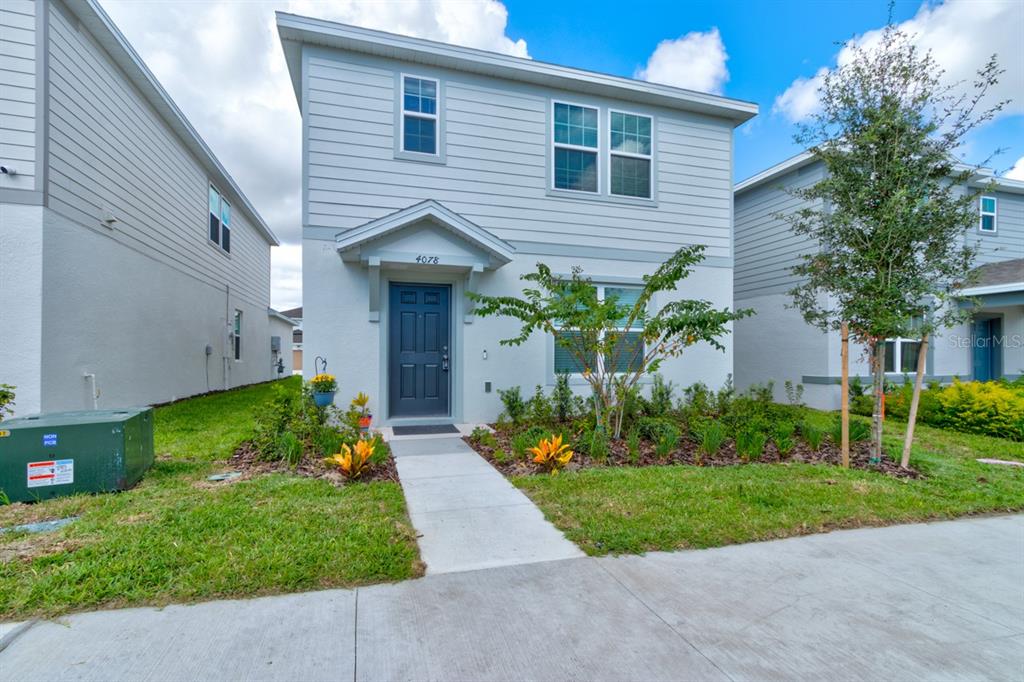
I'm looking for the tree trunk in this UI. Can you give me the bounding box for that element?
[900,333,929,469]
[840,322,850,468]
[871,339,886,463]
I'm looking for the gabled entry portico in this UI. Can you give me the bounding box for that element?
[336,200,514,423]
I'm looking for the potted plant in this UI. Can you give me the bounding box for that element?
[352,392,373,431]
[310,374,338,407]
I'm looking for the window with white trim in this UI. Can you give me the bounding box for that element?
[609,111,652,198]
[401,76,438,155]
[884,315,924,373]
[554,285,644,375]
[233,309,242,361]
[552,102,599,193]
[979,196,997,233]
[208,185,231,253]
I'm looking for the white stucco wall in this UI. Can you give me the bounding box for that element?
[38,208,279,411]
[0,203,43,415]
[304,239,737,424]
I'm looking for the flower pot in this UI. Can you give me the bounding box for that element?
[312,391,336,408]
[358,415,372,429]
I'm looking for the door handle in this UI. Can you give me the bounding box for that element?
[442,346,449,372]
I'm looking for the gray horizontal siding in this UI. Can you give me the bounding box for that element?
[45,2,269,308]
[968,189,1024,265]
[0,0,37,188]
[734,163,823,300]
[303,50,735,260]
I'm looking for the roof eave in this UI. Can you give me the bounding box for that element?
[68,0,279,246]
[275,12,758,125]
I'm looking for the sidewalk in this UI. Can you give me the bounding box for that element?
[389,435,583,573]
[2,515,1021,681]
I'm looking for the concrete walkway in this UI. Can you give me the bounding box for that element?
[1,516,1021,681]
[388,436,583,573]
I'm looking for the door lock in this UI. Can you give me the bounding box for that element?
[442,345,449,372]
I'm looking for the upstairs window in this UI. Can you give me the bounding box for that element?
[552,102,598,193]
[402,76,438,155]
[979,196,997,233]
[609,111,652,198]
[209,185,231,253]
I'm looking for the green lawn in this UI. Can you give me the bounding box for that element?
[0,378,420,619]
[514,413,1024,555]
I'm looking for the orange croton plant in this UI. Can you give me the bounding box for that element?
[328,439,375,480]
[529,434,573,474]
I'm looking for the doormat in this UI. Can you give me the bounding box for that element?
[392,424,460,436]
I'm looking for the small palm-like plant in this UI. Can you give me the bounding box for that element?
[529,434,574,474]
[327,439,375,480]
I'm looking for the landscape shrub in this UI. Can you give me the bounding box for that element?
[772,421,796,457]
[276,431,303,466]
[498,386,527,425]
[529,434,574,474]
[644,374,676,418]
[552,373,575,422]
[469,426,497,448]
[527,385,554,425]
[694,420,726,465]
[829,415,870,444]
[326,439,376,480]
[653,423,680,461]
[936,380,1024,441]
[636,416,682,445]
[626,428,641,465]
[512,426,550,459]
[736,426,767,462]
[800,422,825,451]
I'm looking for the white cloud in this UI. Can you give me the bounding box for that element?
[1006,156,1024,181]
[773,0,1024,123]
[634,28,729,95]
[99,0,527,309]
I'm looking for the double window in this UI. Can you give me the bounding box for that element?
[401,76,438,156]
[979,196,997,233]
[884,315,924,374]
[554,285,645,375]
[552,102,654,199]
[209,185,231,253]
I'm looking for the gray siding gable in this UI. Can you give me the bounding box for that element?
[301,45,737,261]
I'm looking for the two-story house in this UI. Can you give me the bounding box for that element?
[1,0,283,416]
[733,151,1024,409]
[277,14,757,426]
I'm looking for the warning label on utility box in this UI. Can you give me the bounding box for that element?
[27,459,74,488]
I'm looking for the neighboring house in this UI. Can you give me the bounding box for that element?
[280,306,303,373]
[268,308,296,378]
[733,152,1024,409]
[0,0,281,416]
[277,14,757,425]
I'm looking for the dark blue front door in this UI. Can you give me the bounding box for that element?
[389,283,450,417]
[972,318,1001,382]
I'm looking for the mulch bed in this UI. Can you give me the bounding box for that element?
[222,441,399,485]
[465,427,921,480]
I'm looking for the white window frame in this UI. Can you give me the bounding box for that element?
[553,284,644,376]
[883,315,925,375]
[979,195,997,233]
[551,99,601,195]
[608,108,653,199]
[399,73,440,157]
[233,309,243,361]
[208,184,231,253]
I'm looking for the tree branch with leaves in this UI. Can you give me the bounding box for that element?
[468,245,751,438]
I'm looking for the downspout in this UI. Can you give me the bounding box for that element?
[224,284,230,389]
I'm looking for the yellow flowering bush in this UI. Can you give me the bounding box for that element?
[327,438,375,479]
[310,373,337,393]
[937,380,1024,441]
[529,434,573,474]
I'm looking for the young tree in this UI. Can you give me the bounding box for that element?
[784,20,1005,465]
[468,245,750,438]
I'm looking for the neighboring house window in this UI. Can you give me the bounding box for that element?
[402,76,438,155]
[884,315,924,373]
[233,310,242,361]
[609,111,652,198]
[554,285,644,375]
[209,185,231,253]
[979,196,997,233]
[552,102,599,193]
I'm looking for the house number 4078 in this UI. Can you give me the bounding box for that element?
[415,255,440,264]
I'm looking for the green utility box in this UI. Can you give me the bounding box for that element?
[0,408,154,503]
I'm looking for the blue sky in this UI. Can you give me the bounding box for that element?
[504,0,1023,181]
